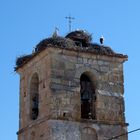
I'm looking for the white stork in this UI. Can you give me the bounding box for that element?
[100,35,104,45]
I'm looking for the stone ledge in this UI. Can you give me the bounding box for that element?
[80,119,129,126]
[17,118,128,135]
[97,90,123,97]
[17,115,50,135]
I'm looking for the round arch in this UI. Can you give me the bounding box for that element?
[75,66,99,89]
[30,73,39,120]
[80,71,97,120]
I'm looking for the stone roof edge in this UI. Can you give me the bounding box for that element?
[15,46,128,71]
[55,46,128,58]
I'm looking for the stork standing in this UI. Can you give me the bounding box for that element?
[100,35,104,45]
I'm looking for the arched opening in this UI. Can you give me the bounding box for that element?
[30,73,39,120]
[80,73,96,119]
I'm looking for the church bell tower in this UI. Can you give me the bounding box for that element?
[16,30,128,140]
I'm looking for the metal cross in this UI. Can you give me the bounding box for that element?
[65,15,75,32]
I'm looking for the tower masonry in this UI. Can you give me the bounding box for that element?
[16,30,128,140]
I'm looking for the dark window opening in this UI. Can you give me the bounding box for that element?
[30,73,39,120]
[80,73,96,119]
[31,94,39,120]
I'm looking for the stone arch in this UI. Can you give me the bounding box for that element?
[30,73,39,120]
[75,66,99,88]
[81,127,98,140]
[80,71,97,119]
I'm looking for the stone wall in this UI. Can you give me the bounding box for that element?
[17,50,52,129]
[18,118,51,140]
[17,47,128,140]
[49,48,126,123]
[49,120,127,140]
[18,119,127,140]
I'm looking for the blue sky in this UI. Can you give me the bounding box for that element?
[0,0,140,139]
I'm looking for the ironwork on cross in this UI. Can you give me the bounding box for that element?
[65,15,75,32]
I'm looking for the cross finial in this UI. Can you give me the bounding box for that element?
[65,15,75,32]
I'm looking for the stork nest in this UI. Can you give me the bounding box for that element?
[15,30,127,70]
[35,36,76,52]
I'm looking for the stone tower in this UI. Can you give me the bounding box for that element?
[16,30,128,140]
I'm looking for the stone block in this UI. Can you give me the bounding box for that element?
[98,60,104,65]
[64,70,75,80]
[77,57,83,63]
[83,58,88,64]
[100,66,109,72]
[51,69,65,78]
[65,62,75,70]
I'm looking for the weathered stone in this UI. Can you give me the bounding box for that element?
[51,69,65,77]
[98,60,104,65]
[100,65,109,72]
[83,58,88,64]
[64,70,75,80]
[65,62,75,69]
[77,57,83,64]
[16,38,128,140]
